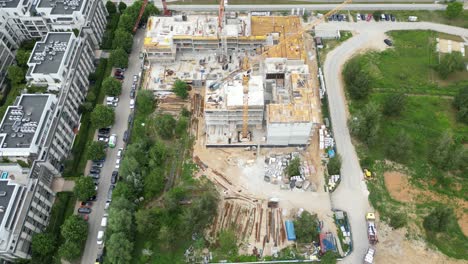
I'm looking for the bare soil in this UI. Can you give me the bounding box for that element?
[384,171,468,237]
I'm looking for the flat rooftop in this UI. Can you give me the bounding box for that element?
[37,0,84,15]
[250,16,301,37]
[29,33,72,74]
[0,94,51,150]
[205,75,264,110]
[0,181,15,224]
[0,0,21,8]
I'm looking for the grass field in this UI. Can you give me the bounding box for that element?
[172,0,435,4]
[346,30,468,259]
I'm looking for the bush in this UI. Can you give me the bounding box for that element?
[153,114,176,139]
[386,130,412,163]
[294,211,319,243]
[343,57,371,100]
[86,141,107,161]
[349,102,381,146]
[435,52,464,79]
[109,48,128,68]
[285,157,301,177]
[74,177,97,201]
[102,76,122,96]
[389,212,407,229]
[453,86,468,124]
[445,1,463,18]
[327,154,342,175]
[383,93,406,117]
[173,79,189,99]
[423,206,454,232]
[90,105,115,128]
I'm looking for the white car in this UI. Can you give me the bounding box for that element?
[117,148,123,158]
[98,137,108,142]
[356,13,361,21]
[129,99,135,109]
[101,216,108,227]
[105,201,111,210]
[97,231,104,245]
[115,158,120,169]
[133,75,138,82]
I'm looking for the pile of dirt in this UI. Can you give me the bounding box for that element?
[383,171,468,237]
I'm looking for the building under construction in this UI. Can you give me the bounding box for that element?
[143,13,319,147]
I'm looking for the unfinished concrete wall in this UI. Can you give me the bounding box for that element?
[266,122,312,146]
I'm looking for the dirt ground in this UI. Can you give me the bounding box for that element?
[384,171,468,237]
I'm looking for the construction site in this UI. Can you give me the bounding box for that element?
[141,0,346,260]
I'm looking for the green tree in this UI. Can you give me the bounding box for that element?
[143,169,165,199]
[110,48,129,68]
[135,208,162,235]
[175,116,188,137]
[429,132,465,170]
[373,11,382,21]
[61,215,88,243]
[343,57,371,100]
[136,90,155,115]
[112,29,133,53]
[118,2,127,13]
[58,241,81,261]
[108,208,133,235]
[320,251,338,264]
[153,114,176,139]
[285,157,301,177]
[389,212,407,229]
[74,176,97,201]
[118,13,134,32]
[173,79,189,99]
[107,232,133,264]
[181,107,191,117]
[90,105,115,128]
[435,51,464,79]
[149,140,168,166]
[78,101,94,114]
[86,91,96,102]
[110,196,135,212]
[327,154,342,175]
[445,1,463,18]
[112,181,137,201]
[31,232,56,260]
[16,49,31,68]
[7,65,25,85]
[86,141,107,161]
[453,86,468,124]
[142,3,159,23]
[386,130,412,163]
[383,93,406,117]
[120,156,141,178]
[423,206,454,232]
[349,102,381,146]
[106,1,117,14]
[158,225,172,250]
[294,211,319,243]
[215,229,238,260]
[102,76,122,96]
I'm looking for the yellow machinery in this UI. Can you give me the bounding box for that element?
[364,169,373,179]
[238,0,353,140]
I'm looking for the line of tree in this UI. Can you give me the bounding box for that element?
[343,56,372,100]
[453,86,468,124]
[57,215,88,261]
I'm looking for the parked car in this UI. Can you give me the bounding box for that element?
[380,13,386,21]
[360,14,366,21]
[123,131,129,142]
[356,13,361,21]
[98,128,110,134]
[115,158,121,169]
[116,68,126,72]
[98,137,109,143]
[390,14,396,21]
[78,207,92,214]
[115,75,124,80]
[133,75,138,82]
[80,201,92,207]
[384,39,393,46]
[97,231,104,245]
[90,169,100,174]
[129,99,135,109]
[92,162,104,168]
[93,157,105,163]
[117,148,123,158]
[87,195,97,201]
[89,173,100,179]
[128,113,134,125]
[92,178,100,185]
[105,201,111,210]
[107,187,113,202]
[111,171,118,184]
[101,215,108,227]
[366,14,373,22]
[132,83,136,90]
[80,214,89,221]
[130,90,135,99]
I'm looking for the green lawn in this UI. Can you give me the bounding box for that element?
[346,30,468,259]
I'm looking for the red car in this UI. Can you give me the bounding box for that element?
[80,201,92,207]
[80,214,89,221]
[366,14,373,22]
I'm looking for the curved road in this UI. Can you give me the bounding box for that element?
[321,21,468,263]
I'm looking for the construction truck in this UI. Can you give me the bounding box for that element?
[363,169,373,180]
[366,213,378,245]
[363,247,375,264]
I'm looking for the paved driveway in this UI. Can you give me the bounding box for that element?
[80,29,145,264]
[321,21,468,263]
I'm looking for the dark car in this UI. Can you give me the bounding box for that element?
[385,14,390,21]
[115,75,124,80]
[93,158,105,163]
[92,178,100,185]
[130,90,135,99]
[390,14,396,21]
[384,39,393,46]
[98,128,110,134]
[107,187,113,202]
[80,201,92,207]
[128,114,134,125]
[123,131,129,143]
[90,169,100,174]
[360,14,366,21]
[87,195,97,201]
[78,207,92,214]
[89,173,100,179]
[92,162,104,168]
[111,171,118,184]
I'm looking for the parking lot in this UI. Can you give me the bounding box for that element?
[79,29,145,264]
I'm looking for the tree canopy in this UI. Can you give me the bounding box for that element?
[435,52,464,79]
[16,49,31,68]
[215,230,238,260]
[59,215,88,260]
[173,79,189,99]
[445,1,463,18]
[107,232,133,264]
[349,102,381,146]
[31,233,56,260]
[7,65,25,85]
[74,176,97,201]
[86,141,107,161]
[294,211,319,243]
[118,13,134,32]
[453,86,468,124]
[327,154,342,175]
[382,93,406,117]
[113,29,133,53]
[103,76,122,96]
[106,1,117,14]
[152,114,176,139]
[118,2,127,13]
[285,157,301,177]
[423,206,454,232]
[386,130,412,163]
[343,57,371,100]
[110,48,129,68]
[90,105,115,128]
[136,90,155,115]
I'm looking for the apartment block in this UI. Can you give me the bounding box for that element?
[0,161,56,261]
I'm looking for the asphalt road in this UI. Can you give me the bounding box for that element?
[164,3,448,11]
[321,21,468,264]
[80,29,145,264]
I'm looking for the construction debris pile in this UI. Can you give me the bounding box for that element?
[319,125,334,150]
[327,174,341,192]
[334,210,352,256]
[264,152,315,191]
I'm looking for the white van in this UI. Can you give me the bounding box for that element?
[97,231,104,245]
[101,216,107,227]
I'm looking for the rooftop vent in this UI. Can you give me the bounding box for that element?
[0,191,6,197]
[0,206,4,213]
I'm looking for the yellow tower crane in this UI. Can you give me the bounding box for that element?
[239,0,353,140]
